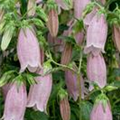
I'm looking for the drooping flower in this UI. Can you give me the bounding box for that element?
[87,54,106,90]
[2,83,27,120]
[27,69,52,113]
[74,0,90,19]
[60,96,71,120]
[65,70,86,101]
[90,95,113,120]
[17,27,41,72]
[113,25,120,52]
[47,9,59,37]
[84,13,108,56]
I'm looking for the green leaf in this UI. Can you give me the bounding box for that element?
[73,19,84,33]
[32,18,45,27]
[26,73,36,85]
[80,101,93,120]
[0,70,15,87]
[1,22,15,51]
[36,7,48,22]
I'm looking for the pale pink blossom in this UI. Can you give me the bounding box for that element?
[27,70,52,113]
[2,83,27,120]
[84,13,108,56]
[17,27,41,72]
[87,54,106,90]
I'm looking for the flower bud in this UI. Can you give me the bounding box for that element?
[27,68,52,113]
[17,27,41,72]
[87,54,107,90]
[3,83,27,120]
[75,32,84,45]
[61,43,72,65]
[60,96,71,120]
[113,25,120,52]
[84,13,108,56]
[47,9,59,37]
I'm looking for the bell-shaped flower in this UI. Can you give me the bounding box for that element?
[113,25,120,52]
[84,13,108,56]
[27,68,52,113]
[90,94,113,120]
[65,69,86,101]
[87,54,106,90]
[17,27,41,72]
[74,0,90,19]
[2,83,27,120]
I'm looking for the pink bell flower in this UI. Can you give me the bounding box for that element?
[84,13,108,56]
[90,99,113,120]
[27,69,52,113]
[65,70,86,101]
[87,54,107,90]
[2,83,27,120]
[17,27,41,72]
[74,0,90,19]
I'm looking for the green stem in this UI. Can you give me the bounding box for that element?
[51,59,76,73]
